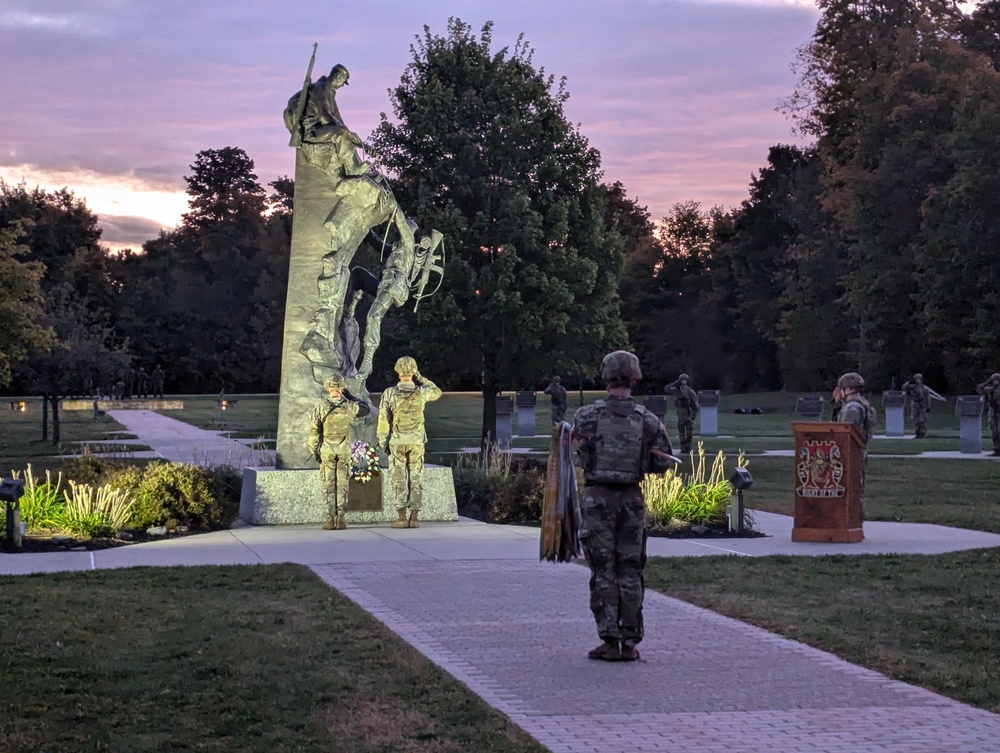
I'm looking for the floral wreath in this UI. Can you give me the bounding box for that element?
[350,441,380,483]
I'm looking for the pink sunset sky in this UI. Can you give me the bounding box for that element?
[0,0,820,251]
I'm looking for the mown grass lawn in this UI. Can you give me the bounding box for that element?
[646,548,1000,713]
[0,565,544,753]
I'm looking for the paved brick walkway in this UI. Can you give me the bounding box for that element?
[313,560,1000,753]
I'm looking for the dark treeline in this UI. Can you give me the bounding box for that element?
[3,3,1000,402]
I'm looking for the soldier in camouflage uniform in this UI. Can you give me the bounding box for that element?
[574,351,675,662]
[976,373,1000,456]
[901,373,932,438]
[833,372,876,518]
[543,376,569,424]
[377,357,443,528]
[664,374,699,453]
[308,373,366,530]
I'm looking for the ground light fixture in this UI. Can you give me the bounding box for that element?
[0,477,25,552]
[728,467,754,534]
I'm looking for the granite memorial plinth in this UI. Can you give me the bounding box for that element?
[495,395,513,449]
[698,390,721,437]
[882,390,905,437]
[515,391,537,437]
[956,395,985,454]
[796,394,824,422]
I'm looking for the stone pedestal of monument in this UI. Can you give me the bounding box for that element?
[882,390,905,437]
[239,465,458,525]
[515,391,536,436]
[956,395,985,454]
[495,395,513,449]
[698,390,720,437]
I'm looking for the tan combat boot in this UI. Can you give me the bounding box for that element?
[408,511,420,529]
[390,508,409,528]
[335,512,347,530]
[322,515,337,530]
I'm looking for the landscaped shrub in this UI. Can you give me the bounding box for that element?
[643,443,751,530]
[61,481,134,537]
[452,447,545,523]
[118,462,234,530]
[11,465,64,531]
[60,454,128,487]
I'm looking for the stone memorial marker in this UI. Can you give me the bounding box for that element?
[495,395,514,449]
[796,394,824,422]
[698,390,721,437]
[956,395,985,454]
[643,395,668,423]
[882,390,905,437]
[515,391,537,437]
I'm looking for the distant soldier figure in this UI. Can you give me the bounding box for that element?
[544,376,569,425]
[664,373,699,453]
[976,373,1000,456]
[834,372,876,517]
[151,365,165,399]
[308,373,367,530]
[136,367,149,399]
[377,357,443,529]
[573,350,675,662]
[111,380,125,400]
[901,373,933,438]
[122,365,135,400]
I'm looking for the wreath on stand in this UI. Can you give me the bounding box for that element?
[349,441,381,483]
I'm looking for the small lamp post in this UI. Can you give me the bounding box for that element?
[728,467,754,534]
[0,478,25,553]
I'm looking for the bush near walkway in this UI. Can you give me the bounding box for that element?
[0,565,546,753]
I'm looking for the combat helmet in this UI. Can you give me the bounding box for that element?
[913,373,924,382]
[837,372,865,391]
[992,373,1000,382]
[600,350,642,382]
[678,373,690,383]
[324,372,347,391]
[394,356,418,376]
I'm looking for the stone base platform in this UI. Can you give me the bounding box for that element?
[239,465,459,525]
[63,399,184,411]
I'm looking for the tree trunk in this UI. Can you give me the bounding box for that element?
[481,386,499,449]
[51,395,61,445]
[41,393,49,442]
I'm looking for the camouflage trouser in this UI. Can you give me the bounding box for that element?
[991,410,1000,453]
[580,484,646,646]
[389,443,425,511]
[320,447,351,517]
[677,420,694,452]
[551,403,567,425]
[912,405,928,438]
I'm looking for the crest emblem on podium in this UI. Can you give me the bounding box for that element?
[796,440,845,498]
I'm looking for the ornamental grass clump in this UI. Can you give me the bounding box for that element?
[643,443,750,529]
[11,465,64,531]
[62,481,134,537]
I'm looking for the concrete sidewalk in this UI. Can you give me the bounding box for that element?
[107,409,274,466]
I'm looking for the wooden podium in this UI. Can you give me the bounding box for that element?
[791,422,864,543]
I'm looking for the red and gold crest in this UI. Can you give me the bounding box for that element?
[796,440,845,498]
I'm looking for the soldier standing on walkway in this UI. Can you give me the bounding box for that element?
[834,372,875,517]
[377,357,442,529]
[309,373,367,530]
[543,376,569,425]
[901,373,933,438]
[136,367,149,399]
[151,365,165,399]
[573,350,675,662]
[976,373,1000,456]
[664,374,699,453]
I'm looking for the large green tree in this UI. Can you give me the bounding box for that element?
[369,19,627,441]
[0,221,52,387]
[113,147,289,392]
